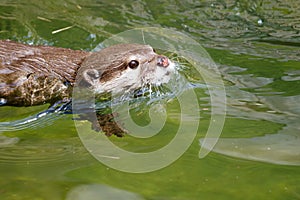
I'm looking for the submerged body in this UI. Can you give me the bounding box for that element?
[0,40,174,106]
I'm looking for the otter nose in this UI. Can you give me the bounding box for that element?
[157,56,169,68]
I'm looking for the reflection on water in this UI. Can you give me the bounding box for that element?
[1,0,299,57]
[66,184,145,200]
[201,86,300,165]
[199,61,300,165]
[0,135,19,146]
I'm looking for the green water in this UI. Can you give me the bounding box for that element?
[1,0,300,199]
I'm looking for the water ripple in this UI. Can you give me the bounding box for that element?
[0,139,86,165]
[0,101,70,132]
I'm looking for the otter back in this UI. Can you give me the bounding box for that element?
[0,40,89,106]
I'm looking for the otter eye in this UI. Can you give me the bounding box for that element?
[128,60,139,69]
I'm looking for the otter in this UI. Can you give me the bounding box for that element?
[0,40,174,106]
[0,40,175,136]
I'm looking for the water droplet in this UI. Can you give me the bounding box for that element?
[0,98,7,105]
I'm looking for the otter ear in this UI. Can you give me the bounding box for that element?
[83,69,100,86]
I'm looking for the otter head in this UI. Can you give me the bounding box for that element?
[78,44,175,95]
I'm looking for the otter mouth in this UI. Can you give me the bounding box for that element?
[141,56,175,86]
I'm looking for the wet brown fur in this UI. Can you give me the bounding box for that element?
[0,40,90,106]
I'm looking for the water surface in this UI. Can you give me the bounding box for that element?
[0,0,299,199]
